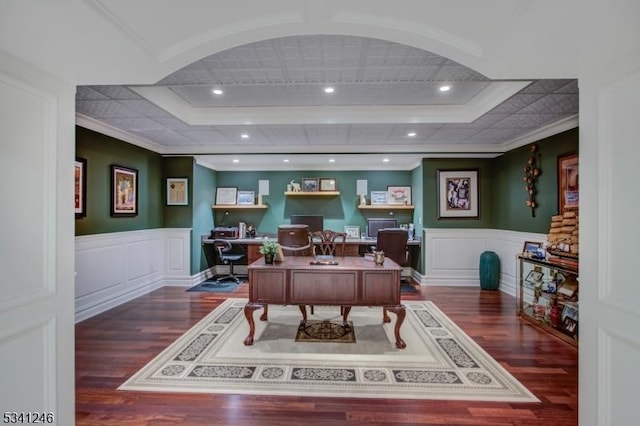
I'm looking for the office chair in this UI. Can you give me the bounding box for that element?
[376,228,409,279]
[277,225,312,256]
[311,230,347,258]
[210,239,245,283]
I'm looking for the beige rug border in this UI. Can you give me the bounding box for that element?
[119,298,539,402]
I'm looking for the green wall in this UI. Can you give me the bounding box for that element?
[213,170,416,236]
[75,127,163,235]
[491,128,579,232]
[192,162,216,273]
[162,157,193,228]
[76,125,579,275]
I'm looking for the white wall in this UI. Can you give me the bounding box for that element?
[420,228,546,297]
[74,228,192,323]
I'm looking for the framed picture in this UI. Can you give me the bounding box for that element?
[215,187,238,205]
[525,269,544,284]
[166,177,188,206]
[387,186,411,205]
[558,152,579,212]
[75,158,87,218]
[523,241,542,255]
[237,190,255,205]
[344,226,360,238]
[370,191,388,205]
[437,169,479,219]
[111,165,138,217]
[302,178,319,192]
[319,178,337,191]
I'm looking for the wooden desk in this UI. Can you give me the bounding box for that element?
[202,236,421,264]
[244,256,406,349]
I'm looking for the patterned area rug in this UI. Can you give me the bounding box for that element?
[119,298,538,402]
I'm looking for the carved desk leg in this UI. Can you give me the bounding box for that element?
[384,304,407,349]
[298,305,309,331]
[244,303,265,346]
[382,307,391,323]
[260,304,269,321]
[341,306,352,329]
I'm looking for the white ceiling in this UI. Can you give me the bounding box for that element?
[61,3,580,170]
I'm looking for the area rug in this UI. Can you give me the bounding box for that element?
[119,298,538,402]
[186,279,243,293]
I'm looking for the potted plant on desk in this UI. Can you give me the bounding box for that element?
[258,240,280,264]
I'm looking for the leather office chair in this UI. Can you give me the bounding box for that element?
[210,239,246,283]
[376,228,409,280]
[311,230,347,258]
[277,225,312,256]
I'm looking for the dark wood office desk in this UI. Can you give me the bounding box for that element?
[243,256,406,349]
[202,236,421,264]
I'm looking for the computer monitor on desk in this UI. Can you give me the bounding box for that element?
[366,218,398,239]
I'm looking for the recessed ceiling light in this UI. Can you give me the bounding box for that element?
[212,88,223,95]
[382,158,390,163]
[240,133,249,139]
[407,132,417,137]
[324,86,335,94]
[439,85,451,92]
[329,158,335,163]
[232,159,239,163]
[283,159,289,163]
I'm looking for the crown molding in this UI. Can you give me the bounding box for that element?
[500,114,578,152]
[75,113,167,154]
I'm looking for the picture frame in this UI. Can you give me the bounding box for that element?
[437,169,479,219]
[302,178,319,192]
[558,152,579,212]
[370,191,389,205]
[525,269,544,284]
[319,177,338,192]
[111,164,138,217]
[522,241,543,255]
[215,187,238,205]
[166,177,188,206]
[387,186,411,205]
[237,190,255,205]
[75,157,87,218]
[344,225,360,238]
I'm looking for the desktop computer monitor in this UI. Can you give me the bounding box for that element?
[367,218,398,238]
[290,215,324,233]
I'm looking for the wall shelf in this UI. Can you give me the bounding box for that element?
[358,204,414,210]
[284,191,340,196]
[212,205,268,209]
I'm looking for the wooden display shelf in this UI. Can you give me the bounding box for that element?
[212,204,268,209]
[358,204,414,210]
[284,191,340,196]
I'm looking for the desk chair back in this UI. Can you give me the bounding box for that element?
[278,225,312,256]
[210,239,245,283]
[312,230,347,257]
[376,228,409,267]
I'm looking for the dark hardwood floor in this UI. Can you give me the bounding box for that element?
[76,283,578,425]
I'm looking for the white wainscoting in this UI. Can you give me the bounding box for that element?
[75,228,191,322]
[420,228,546,297]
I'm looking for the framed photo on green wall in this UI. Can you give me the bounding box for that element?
[437,169,479,219]
[111,164,138,217]
[166,177,188,206]
[75,157,87,218]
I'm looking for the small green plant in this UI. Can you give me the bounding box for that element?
[258,240,280,255]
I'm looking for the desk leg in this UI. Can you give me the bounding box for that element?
[341,306,352,329]
[260,304,269,321]
[382,307,391,323]
[243,303,265,346]
[384,305,407,349]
